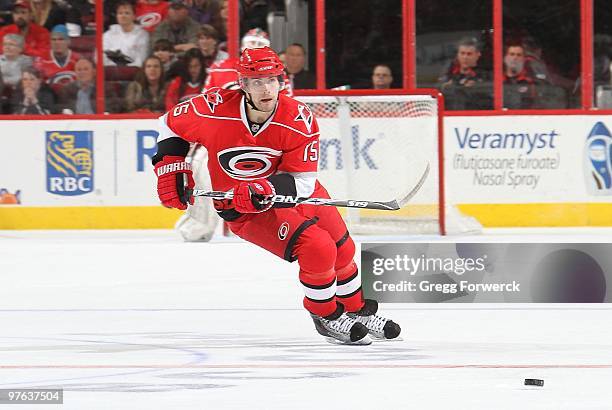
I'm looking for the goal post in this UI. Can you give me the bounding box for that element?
[294,89,480,235]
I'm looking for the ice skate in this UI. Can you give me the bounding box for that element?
[348,299,401,340]
[311,304,372,345]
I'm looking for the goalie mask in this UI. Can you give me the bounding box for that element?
[241,28,271,51]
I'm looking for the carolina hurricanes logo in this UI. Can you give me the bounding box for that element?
[217,146,282,180]
[48,71,76,85]
[204,88,224,113]
[294,104,313,133]
[278,222,290,240]
[137,12,162,29]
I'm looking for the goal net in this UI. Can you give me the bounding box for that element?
[296,92,480,235]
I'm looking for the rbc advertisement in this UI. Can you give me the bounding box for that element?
[361,243,611,303]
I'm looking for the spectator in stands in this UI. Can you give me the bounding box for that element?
[189,0,221,28]
[0,34,32,88]
[285,43,315,89]
[153,38,180,80]
[34,25,80,93]
[136,0,169,33]
[0,1,50,59]
[10,66,56,114]
[371,64,393,89]
[438,37,491,110]
[103,1,149,67]
[197,24,228,67]
[165,47,206,110]
[30,0,81,36]
[57,57,95,114]
[152,0,200,54]
[503,44,537,109]
[124,55,166,113]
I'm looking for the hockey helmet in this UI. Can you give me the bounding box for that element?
[238,46,284,79]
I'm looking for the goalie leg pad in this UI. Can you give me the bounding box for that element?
[175,144,218,242]
[174,202,218,242]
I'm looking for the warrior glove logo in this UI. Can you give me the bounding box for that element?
[217,146,282,180]
[46,131,94,196]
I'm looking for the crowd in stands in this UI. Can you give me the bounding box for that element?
[438,35,581,110]
[0,0,318,115]
[0,0,586,114]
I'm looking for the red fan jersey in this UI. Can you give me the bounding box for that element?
[165,77,204,110]
[34,50,81,92]
[0,23,50,59]
[205,57,294,96]
[136,1,169,32]
[160,88,319,192]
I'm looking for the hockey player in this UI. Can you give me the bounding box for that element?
[153,47,400,345]
[175,28,291,242]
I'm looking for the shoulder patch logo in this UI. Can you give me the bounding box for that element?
[203,88,224,113]
[294,104,313,133]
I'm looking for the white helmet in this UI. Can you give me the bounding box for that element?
[241,28,270,51]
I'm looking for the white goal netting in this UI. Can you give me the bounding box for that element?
[297,93,480,235]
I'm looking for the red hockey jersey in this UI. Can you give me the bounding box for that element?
[205,57,294,96]
[136,1,169,32]
[160,88,319,192]
[34,50,81,92]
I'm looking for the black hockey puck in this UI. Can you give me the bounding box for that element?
[524,378,544,387]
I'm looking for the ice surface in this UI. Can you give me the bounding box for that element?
[1,229,611,409]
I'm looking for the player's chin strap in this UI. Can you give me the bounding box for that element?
[244,91,268,112]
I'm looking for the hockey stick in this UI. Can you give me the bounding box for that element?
[190,162,429,211]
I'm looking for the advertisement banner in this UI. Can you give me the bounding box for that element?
[362,243,611,303]
[445,116,612,203]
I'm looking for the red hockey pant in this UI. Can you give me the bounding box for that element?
[227,188,364,317]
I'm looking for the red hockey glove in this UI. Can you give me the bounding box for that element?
[233,179,275,213]
[154,155,195,210]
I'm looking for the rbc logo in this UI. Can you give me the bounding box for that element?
[46,131,94,196]
[585,122,612,195]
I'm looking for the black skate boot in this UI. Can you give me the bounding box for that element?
[347,299,401,340]
[311,303,371,345]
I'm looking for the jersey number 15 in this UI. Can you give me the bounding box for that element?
[303,141,318,162]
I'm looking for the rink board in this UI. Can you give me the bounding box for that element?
[0,115,611,228]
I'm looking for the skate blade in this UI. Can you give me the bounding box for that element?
[371,335,404,342]
[323,335,372,346]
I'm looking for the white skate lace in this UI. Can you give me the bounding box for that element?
[358,314,387,336]
[323,313,358,335]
